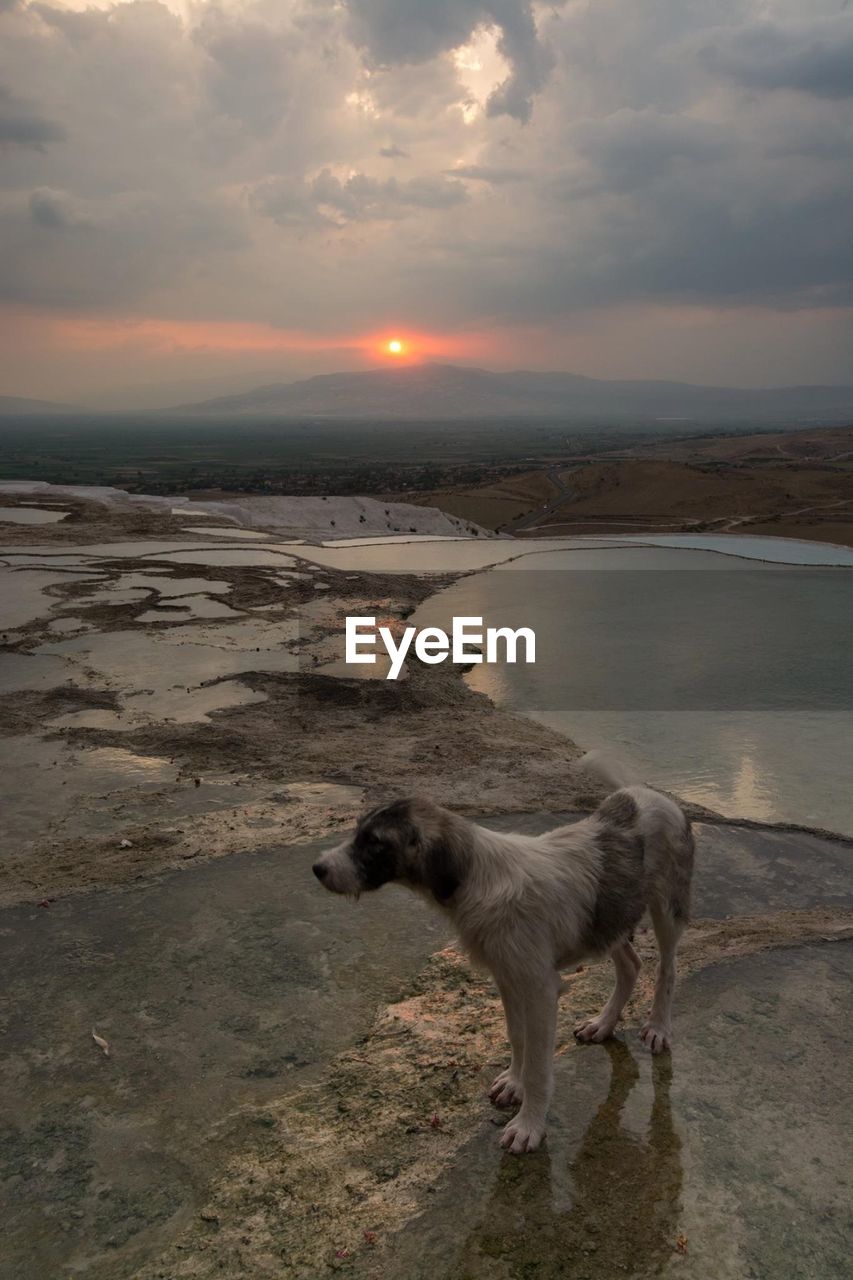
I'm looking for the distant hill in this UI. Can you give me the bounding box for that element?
[0,395,80,416]
[625,421,853,463]
[167,363,853,423]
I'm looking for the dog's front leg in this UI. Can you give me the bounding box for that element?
[489,977,526,1107]
[500,969,559,1155]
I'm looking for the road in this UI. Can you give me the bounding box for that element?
[505,465,579,533]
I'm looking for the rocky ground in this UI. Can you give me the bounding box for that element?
[1,493,851,1280]
[0,496,594,907]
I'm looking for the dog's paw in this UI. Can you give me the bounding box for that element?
[639,1022,672,1054]
[489,1069,523,1107]
[500,1113,546,1156]
[574,1016,616,1044]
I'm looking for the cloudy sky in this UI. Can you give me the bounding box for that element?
[1,0,851,407]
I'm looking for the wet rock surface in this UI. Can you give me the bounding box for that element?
[379,942,852,1280]
[1,817,850,1280]
[0,835,446,1279]
[1,498,851,1279]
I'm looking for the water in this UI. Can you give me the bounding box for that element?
[1,541,219,558]
[0,506,69,525]
[144,547,298,568]
[39,625,296,720]
[410,544,853,834]
[98,574,233,598]
[611,532,853,565]
[0,570,102,630]
[0,736,179,846]
[384,943,852,1280]
[289,532,853,574]
[180,526,271,540]
[136,596,242,623]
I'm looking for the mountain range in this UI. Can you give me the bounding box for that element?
[0,395,80,415]
[3,365,853,422]
[165,363,853,423]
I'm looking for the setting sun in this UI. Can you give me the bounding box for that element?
[387,339,405,355]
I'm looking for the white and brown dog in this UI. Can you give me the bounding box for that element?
[312,757,694,1155]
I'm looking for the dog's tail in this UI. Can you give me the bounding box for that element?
[575,749,639,794]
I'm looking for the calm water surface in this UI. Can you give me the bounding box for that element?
[406,539,853,835]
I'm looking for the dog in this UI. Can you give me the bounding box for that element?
[312,755,694,1155]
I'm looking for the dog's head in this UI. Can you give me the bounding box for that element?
[312,797,466,905]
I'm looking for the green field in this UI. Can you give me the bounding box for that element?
[0,416,692,495]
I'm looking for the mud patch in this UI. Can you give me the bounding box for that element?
[0,684,118,735]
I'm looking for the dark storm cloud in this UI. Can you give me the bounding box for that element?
[0,85,66,149]
[568,112,729,194]
[701,17,853,100]
[29,188,83,229]
[254,168,467,226]
[344,0,554,121]
[194,11,301,134]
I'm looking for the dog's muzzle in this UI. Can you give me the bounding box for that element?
[312,842,360,895]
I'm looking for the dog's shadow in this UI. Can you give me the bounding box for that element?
[457,1040,683,1278]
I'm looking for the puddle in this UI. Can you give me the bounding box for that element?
[76,587,155,607]
[1,554,105,571]
[119,574,232,597]
[180,526,271,540]
[0,735,179,846]
[46,681,268,729]
[144,548,298,568]
[1,542,216,559]
[0,507,69,525]
[137,596,242,623]
[0,652,72,693]
[323,534,471,547]
[614,532,853,566]
[300,596,404,680]
[271,780,364,806]
[47,708,129,730]
[0,570,103,630]
[37,626,295,720]
[48,617,90,635]
[103,679,269,727]
[156,617,299,651]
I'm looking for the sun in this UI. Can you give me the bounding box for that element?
[386,338,405,355]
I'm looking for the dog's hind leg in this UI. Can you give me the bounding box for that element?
[640,903,684,1054]
[500,968,560,1155]
[574,938,641,1044]
[490,978,526,1108]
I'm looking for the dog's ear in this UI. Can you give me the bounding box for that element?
[422,836,464,905]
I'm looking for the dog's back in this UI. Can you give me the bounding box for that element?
[582,753,694,926]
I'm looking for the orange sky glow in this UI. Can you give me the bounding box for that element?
[4,308,491,364]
